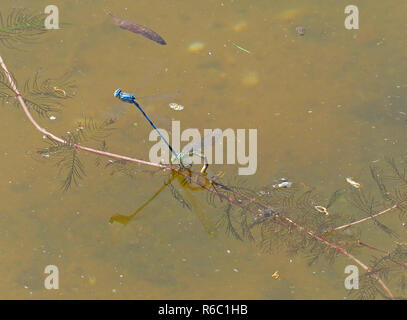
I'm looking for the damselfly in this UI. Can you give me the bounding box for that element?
[114,88,179,158]
[114,88,223,173]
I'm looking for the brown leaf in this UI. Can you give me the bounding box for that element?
[106,10,166,45]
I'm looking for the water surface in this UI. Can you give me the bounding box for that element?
[0,0,406,299]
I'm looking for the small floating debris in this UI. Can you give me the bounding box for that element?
[296,26,306,36]
[188,41,205,53]
[169,102,184,111]
[272,271,280,280]
[314,205,329,216]
[53,86,66,97]
[241,72,259,87]
[265,208,277,216]
[255,207,277,221]
[272,178,292,189]
[232,42,251,54]
[346,177,361,189]
[49,116,56,120]
[233,21,247,32]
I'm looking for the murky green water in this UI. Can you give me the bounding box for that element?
[1,0,407,299]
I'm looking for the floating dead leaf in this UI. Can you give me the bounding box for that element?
[346,177,361,189]
[169,102,184,111]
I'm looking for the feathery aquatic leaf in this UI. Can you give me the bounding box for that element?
[0,9,48,49]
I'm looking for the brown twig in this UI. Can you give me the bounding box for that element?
[333,200,407,231]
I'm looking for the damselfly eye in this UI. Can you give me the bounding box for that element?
[114,88,122,97]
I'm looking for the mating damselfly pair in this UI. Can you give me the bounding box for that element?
[114,88,223,173]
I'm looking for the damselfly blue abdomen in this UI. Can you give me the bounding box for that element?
[114,88,178,158]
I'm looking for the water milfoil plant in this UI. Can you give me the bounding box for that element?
[0,9,49,49]
[1,56,407,299]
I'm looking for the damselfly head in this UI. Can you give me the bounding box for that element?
[113,88,122,97]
